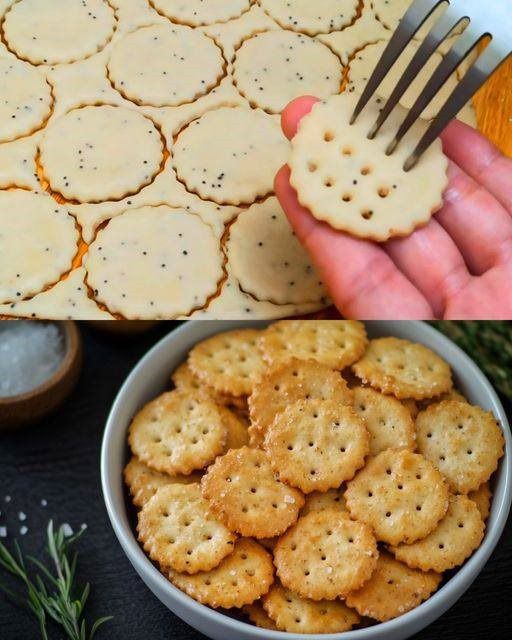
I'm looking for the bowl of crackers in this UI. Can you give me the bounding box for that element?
[101,321,511,639]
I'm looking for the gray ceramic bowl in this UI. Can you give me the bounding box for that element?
[101,321,511,640]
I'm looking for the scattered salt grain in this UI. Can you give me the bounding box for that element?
[4,496,11,503]
[18,511,26,521]
[284,495,295,504]
[326,566,333,574]
[0,322,65,398]
[20,526,28,535]
[41,499,47,507]
[229,570,237,576]
[62,523,74,537]
[80,523,87,530]
[0,527,7,538]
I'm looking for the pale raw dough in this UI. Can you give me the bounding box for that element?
[258,0,358,35]
[3,0,116,65]
[108,24,225,107]
[85,206,224,319]
[40,105,164,203]
[289,93,448,241]
[150,0,251,26]
[0,190,79,304]
[0,57,52,143]
[233,30,342,113]
[173,106,289,205]
[227,197,327,305]
[0,267,113,319]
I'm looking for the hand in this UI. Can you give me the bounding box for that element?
[275,97,512,319]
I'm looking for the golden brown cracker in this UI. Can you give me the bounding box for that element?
[401,398,419,419]
[352,337,452,400]
[168,538,274,609]
[416,400,504,494]
[263,584,360,634]
[352,386,416,456]
[128,390,227,475]
[171,362,248,411]
[218,405,250,451]
[264,399,369,493]
[468,482,492,522]
[345,449,449,545]
[345,553,441,622]
[243,603,278,631]
[274,510,378,600]
[389,494,485,572]
[137,484,236,574]
[300,486,347,517]
[201,447,304,538]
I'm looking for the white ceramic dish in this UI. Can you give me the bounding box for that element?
[101,321,511,640]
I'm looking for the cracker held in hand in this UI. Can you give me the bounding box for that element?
[390,494,485,573]
[259,320,368,369]
[416,400,504,494]
[274,510,378,600]
[352,337,453,400]
[264,399,369,493]
[151,0,251,26]
[345,449,449,545]
[168,538,274,609]
[137,484,236,574]
[259,0,358,35]
[301,487,347,517]
[352,386,416,455]
[289,93,448,240]
[188,329,266,397]
[128,390,227,475]
[345,553,441,622]
[201,447,304,538]
[263,584,360,634]
[124,456,200,508]
[249,358,352,443]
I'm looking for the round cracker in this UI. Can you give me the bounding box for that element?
[274,510,378,600]
[289,93,448,241]
[0,190,78,305]
[352,337,453,400]
[124,456,201,508]
[86,206,223,319]
[259,320,368,369]
[168,538,274,608]
[137,484,236,574]
[389,494,485,572]
[345,552,441,622]
[468,481,492,522]
[128,390,227,476]
[259,0,358,35]
[233,30,342,114]
[108,24,225,107]
[171,362,248,410]
[352,386,416,455]
[0,57,52,143]
[301,486,347,517]
[3,0,116,65]
[201,447,304,538]
[40,105,163,203]
[228,197,326,305]
[416,400,504,494]
[345,449,449,545]
[249,358,352,441]
[244,603,278,631]
[264,399,369,493]
[188,329,266,397]
[173,106,289,206]
[263,584,360,634]
[218,405,250,451]
[151,0,251,26]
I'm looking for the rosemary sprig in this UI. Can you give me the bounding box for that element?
[0,521,112,640]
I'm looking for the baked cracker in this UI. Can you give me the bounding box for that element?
[259,0,358,35]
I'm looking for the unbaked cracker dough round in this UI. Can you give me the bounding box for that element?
[0,57,52,143]
[40,105,164,203]
[233,30,342,114]
[108,23,225,108]
[173,106,289,205]
[259,0,358,35]
[151,0,251,26]
[3,0,116,65]
[289,93,448,241]
[228,197,327,304]
[0,190,79,304]
[348,40,459,121]
[86,206,224,319]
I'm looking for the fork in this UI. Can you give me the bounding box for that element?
[351,0,512,170]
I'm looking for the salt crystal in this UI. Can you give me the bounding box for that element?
[326,566,333,574]
[41,499,48,507]
[0,527,6,538]
[20,526,28,535]
[0,322,64,398]
[4,496,11,503]
[62,523,73,537]
[284,495,295,504]
[80,523,87,530]
[18,511,26,521]
[229,570,237,576]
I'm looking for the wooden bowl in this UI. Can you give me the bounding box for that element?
[0,321,82,430]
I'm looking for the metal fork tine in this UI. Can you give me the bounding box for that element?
[368,10,466,139]
[350,0,445,124]
[404,42,510,170]
[386,28,480,155]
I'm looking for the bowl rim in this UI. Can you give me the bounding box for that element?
[101,320,512,640]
